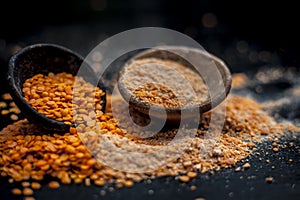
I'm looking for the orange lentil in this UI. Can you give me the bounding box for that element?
[190,185,197,191]
[242,163,251,170]
[22,72,104,125]
[24,197,35,200]
[124,180,134,187]
[187,172,197,179]
[48,181,60,189]
[1,110,9,115]
[94,179,105,186]
[21,181,30,187]
[84,178,91,186]
[0,85,298,195]
[115,182,123,189]
[265,177,274,183]
[179,175,190,183]
[11,188,22,195]
[23,188,34,196]
[10,114,19,121]
[31,182,41,190]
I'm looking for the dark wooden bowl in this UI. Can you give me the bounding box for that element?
[118,46,232,124]
[7,43,106,132]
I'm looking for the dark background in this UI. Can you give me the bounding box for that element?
[1,1,300,200]
[0,0,299,68]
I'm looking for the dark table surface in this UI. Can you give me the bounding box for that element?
[1,2,300,199]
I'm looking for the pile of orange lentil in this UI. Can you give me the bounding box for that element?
[0,73,299,200]
[23,72,104,125]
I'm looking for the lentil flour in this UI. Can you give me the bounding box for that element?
[119,58,209,107]
[0,73,299,199]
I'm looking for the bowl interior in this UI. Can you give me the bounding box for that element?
[118,46,232,121]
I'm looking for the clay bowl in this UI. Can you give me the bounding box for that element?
[118,46,232,124]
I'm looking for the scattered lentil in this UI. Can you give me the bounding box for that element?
[247,142,255,148]
[231,73,248,89]
[10,114,19,121]
[190,185,197,191]
[242,163,251,170]
[31,182,41,190]
[1,94,297,190]
[179,175,190,183]
[2,93,12,100]
[124,180,134,187]
[94,179,105,187]
[271,166,275,170]
[24,197,35,200]
[22,181,31,187]
[115,182,123,189]
[84,178,91,186]
[48,181,60,189]
[11,188,22,195]
[0,101,7,108]
[1,110,9,115]
[235,167,241,172]
[23,188,34,196]
[187,172,197,179]
[195,198,206,200]
[265,177,274,183]
[0,72,299,198]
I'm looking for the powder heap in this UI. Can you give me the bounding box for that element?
[119,58,209,107]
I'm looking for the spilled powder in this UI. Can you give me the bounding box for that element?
[1,92,298,192]
[119,58,209,107]
[0,72,299,198]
